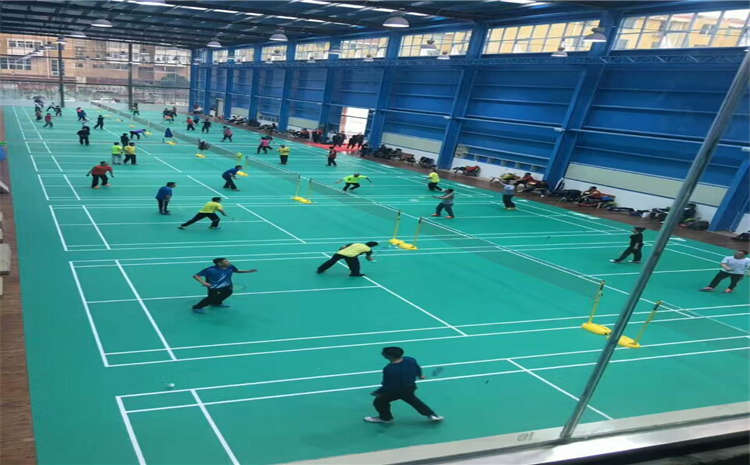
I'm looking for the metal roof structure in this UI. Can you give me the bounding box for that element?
[0,0,666,49]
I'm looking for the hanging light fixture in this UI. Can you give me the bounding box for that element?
[551,46,567,57]
[55,36,67,44]
[437,50,450,60]
[269,29,288,41]
[421,39,437,50]
[383,14,409,28]
[583,27,607,43]
[91,18,113,27]
[363,53,374,62]
[328,47,341,55]
[307,54,316,63]
[69,30,87,38]
[206,39,222,48]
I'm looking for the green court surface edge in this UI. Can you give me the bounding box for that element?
[3,104,749,465]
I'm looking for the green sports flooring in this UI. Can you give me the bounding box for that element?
[4,103,749,465]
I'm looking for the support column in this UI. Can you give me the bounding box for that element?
[223,48,235,119]
[544,11,621,188]
[248,46,262,120]
[318,38,340,129]
[127,43,133,109]
[278,42,296,131]
[57,43,65,108]
[710,156,750,231]
[436,68,477,169]
[202,50,213,113]
[367,31,401,148]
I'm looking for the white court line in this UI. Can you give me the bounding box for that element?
[121,345,750,413]
[37,174,50,201]
[115,260,177,360]
[89,285,379,305]
[42,140,52,154]
[187,175,225,197]
[191,390,241,465]
[50,155,63,172]
[592,267,718,277]
[102,309,750,359]
[81,205,111,250]
[115,397,146,465]
[11,106,27,140]
[62,174,81,200]
[29,154,39,172]
[49,205,68,251]
[61,220,265,226]
[118,335,750,398]
[68,262,108,365]
[103,310,750,367]
[666,247,718,265]
[20,106,45,141]
[507,359,612,420]
[672,242,726,258]
[322,252,467,336]
[235,203,306,243]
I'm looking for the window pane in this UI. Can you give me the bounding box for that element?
[517,25,533,39]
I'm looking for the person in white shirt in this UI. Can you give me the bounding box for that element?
[701,250,750,293]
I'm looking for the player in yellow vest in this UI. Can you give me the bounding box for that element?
[339,173,372,192]
[317,242,378,277]
[278,144,291,165]
[111,142,123,165]
[178,197,226,230]
[426,169,442,191]
[123,143,137,165]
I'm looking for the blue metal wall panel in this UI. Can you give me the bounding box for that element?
[330,68,382,108]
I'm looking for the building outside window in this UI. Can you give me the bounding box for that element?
[399,30,472,57]
[295,41,331,60]
[613,8,750,50]
[484,20,600,54]
[339,37,388,59]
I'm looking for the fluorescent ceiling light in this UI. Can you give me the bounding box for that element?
[551,46,567,57]
[275,15,299,20]
[244,12,263,16]
[337,3,366,8]
[180,5,208,10]
[583,27,607,42]
[299,0,330,4]
[405,12,430,17]
[373,7,396,12]
[91,18,113,27]
[500,0,536,3]
[213,9,240,14]
[305,18,326,23]
[383,15,409,27]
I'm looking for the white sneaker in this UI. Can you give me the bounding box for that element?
[363,416,392,423]
[429,415,444,422]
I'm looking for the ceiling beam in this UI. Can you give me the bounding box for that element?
[0,6,271,40]
[357,1,480,21]
[180,0,381,29]
[0,21,206,48]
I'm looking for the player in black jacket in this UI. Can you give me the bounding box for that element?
[610,226,645,264]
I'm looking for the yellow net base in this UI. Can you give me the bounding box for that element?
[582,322,612,336]
[617,335,641,348]
[293,196,312,204]
[397,242,418,250]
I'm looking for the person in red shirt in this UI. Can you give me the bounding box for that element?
[43,113,53,128]
[186,116,195,131]
[327,146,337,166]
[87,161,114,189]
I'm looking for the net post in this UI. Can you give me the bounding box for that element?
[413,217,424,248]
[389,211,403,246]
[633,300,662,344]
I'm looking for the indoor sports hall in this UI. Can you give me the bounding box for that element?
[0,1,748,464]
